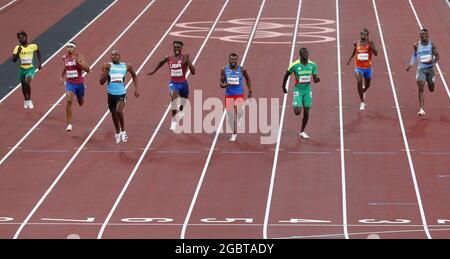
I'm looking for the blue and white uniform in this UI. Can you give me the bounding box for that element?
[224,64,244,96]
[411,41,435,84]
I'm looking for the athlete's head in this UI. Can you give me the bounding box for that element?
[111,50,121,63]
[299,48,309,60]
[360,28,369,40]
[420,28,429,42]
[228,53,238,69]
[173,40,183,56]
[66,41,76,55]
[17,31,27,45]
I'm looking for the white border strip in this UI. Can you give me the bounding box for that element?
[262,0,302,240]
[180,0,267,239]
[97,0,230,239]
[0,0,16,12]
[336,0,349,239]
[372,0,431,239]
[408,0,450,100]
[0,0,119,103]
[12,0,160,239]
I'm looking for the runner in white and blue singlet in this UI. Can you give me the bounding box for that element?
[100,50,139,143]
[406,28,440,116]
[220,53,252,142]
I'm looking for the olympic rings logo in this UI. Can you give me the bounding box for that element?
[170,18,336,44]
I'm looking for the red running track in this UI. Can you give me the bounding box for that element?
[0,0,448,239]
[0,0,84,63]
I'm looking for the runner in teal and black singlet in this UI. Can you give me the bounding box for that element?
[282,48,320,139]
[100,50,139,144]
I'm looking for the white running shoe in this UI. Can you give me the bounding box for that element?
[359,102,366,111]
[66,124,72,131]
[299,132,310,139]
[418,108,426,116]
[28,100,34,109]
[114,133,121,144]
[229,134,237,142]
[121,131,128,142]
[170,120,177,131]
[24,100,28,109]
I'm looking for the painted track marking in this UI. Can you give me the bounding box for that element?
[181,0,267,239]
[372,0,431,239]
[12,0,159,239]
[97,0,230,239]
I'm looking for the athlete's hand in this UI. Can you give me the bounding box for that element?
[147,71,155,76]
[220,82,228,88]
[37,64,42,70]
[346,60,351,65]
[17,46,22,54]
[282,87,288,94]
[313,77,320,83]
[406,65,412,72]
[134,91,140,98]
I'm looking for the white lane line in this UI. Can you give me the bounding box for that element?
[0,0,136,168]
[372,0,432,239]
[353,151,399,155]
[98,0,230,239]
[336,0,349,239]
[181,0,267,240]
[22,150,68,153]
[0,0,119,103]
[287,151,332,154]
[408,0,450,100]
[368,202,417,206]
[12,0,159,239]
[0,0,16,12]
[263,0,302,240]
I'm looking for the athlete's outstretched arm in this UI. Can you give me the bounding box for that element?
[431,42,440,63]
[127,63,139,97]
[282,71,290,93]
[12,46,22,63]
[147,56,168,76]
[59,66,66,87]
[369,41,378,56]
[186,54,195,75]
[346,41,357,65]
[220,68,228,88]
[406,43,418,71]
[99,63,110,85]
[312,73,320,83]
[36,48,42,70]
[242,67,252,98]
[77,55,90,73]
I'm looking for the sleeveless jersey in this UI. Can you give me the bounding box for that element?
[107,62,127,95]
[63,54,84,84]
[355,41,372,69]
[224,65,244,96]
[168,55,187,83]
[416,41,433,69]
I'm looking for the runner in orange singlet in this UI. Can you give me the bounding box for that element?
[347,28,378,111]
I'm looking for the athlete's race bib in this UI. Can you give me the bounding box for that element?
[226,76,240,85]
[110,73,124,83]
[171,69,183,77]
[357,53,369,61]
[299,75,311,83]
[419,54,432,63]
[21,57,32,65]
[66,70,79,78]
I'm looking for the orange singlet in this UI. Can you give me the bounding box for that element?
[355,41,372,69]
